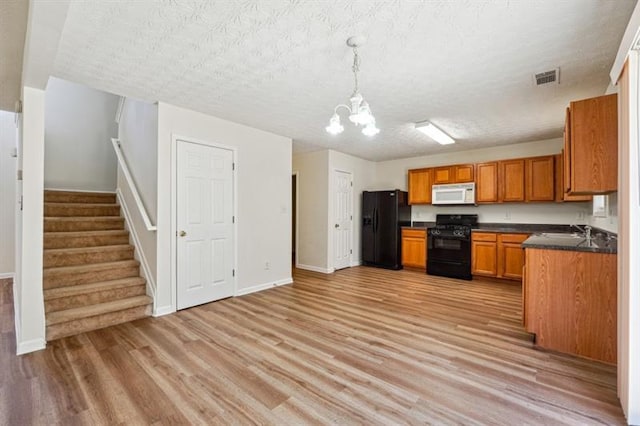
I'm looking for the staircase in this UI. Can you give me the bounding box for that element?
[43,190,152,341]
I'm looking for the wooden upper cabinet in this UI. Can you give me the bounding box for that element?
[555,153,592,202]
[407,168,433,205]
[433,164,474,184]
[526,156,555,201]
[454,164,474,183]
[563,108,572,194]
[433,166,453,184]
[499,159,525,202]
[567,93,618,194]
[476,162,499,203]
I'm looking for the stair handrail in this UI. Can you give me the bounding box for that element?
[111,137,157,231]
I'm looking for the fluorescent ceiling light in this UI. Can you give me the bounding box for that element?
[415,122,455,145]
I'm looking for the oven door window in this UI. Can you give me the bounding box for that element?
[433,238,462,251]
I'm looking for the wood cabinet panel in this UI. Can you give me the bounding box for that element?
[555,153,592,202]
[408,168,432,205]
[472,240,497,276]
[563,108,572,194]
[401,229,426,268]
[433,166,453,184]
[497,234,528,280]
[500,159,525,202]
[526,156,555,201]
[454,164,474,183]
[524,248,617,364]
[568,93,618,194]
[473,232,528,281]
[476,162,498,203]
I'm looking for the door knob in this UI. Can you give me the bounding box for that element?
[179,230,187,237]
[335,224,339,228]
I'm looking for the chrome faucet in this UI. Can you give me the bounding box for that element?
[571,224,592,240]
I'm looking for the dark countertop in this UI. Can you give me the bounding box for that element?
[522,234,617,254]
[402,222,617,254]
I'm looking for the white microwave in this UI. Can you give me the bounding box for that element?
[432,182,476,205]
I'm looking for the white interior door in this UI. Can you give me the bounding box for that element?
[333,170,353,270]
[177,140,234,310]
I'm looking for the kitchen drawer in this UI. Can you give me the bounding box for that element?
[402,229,427,239]
[499,233,529,244]
[472,232,497,242]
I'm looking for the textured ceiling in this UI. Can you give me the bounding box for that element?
[50,0,636,161]
[0,0,28,112]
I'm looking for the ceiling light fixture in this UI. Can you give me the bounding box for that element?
[326,36,379,137]
[415,121,456,145]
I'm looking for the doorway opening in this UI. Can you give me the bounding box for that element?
[292,172,298,266]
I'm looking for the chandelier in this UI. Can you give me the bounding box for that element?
[326,36,380,137]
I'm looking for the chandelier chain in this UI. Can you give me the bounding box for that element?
[351,47,360,96]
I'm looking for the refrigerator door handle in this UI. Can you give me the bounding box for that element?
[374,208,378,232]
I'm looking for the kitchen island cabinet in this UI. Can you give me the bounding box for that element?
[523,248,616,364]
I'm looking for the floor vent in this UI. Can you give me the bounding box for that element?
[534,68,559,85]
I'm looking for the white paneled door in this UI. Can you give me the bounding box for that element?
[333,170,353,270]
[176,140,235,310]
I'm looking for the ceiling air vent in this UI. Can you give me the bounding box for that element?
[534,68,560,86]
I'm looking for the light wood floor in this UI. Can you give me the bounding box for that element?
[0,268,624,425]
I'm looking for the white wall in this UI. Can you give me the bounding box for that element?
[15,86,46,354]
[0,112,17,277]
[116,98,158,295]
[156,102,292,313]
[44,77,119,191]
[118,98,158,222]
[292,150,330,272]
[328,150,376,268]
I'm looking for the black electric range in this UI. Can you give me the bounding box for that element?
[427,214,478,280]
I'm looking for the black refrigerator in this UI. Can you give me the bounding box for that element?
[362,190,411,270]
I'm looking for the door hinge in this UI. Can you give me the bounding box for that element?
[350,181,353,187]
[232,216,235,223]
[232,269,235,277]
[350,215,353,220]
[232,163,235,171]
[350,249,353,254]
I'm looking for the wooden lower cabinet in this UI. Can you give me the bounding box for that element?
[401,228,426,268]
[524,248,616,364]
[497,234,529,280]
[471,233,497,277]
[472,232,529,281]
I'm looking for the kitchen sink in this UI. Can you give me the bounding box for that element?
[538,232,584,238]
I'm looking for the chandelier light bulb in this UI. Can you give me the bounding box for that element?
[362,121,380,136]
[326,113,344,135]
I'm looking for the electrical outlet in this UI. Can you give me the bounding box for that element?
[264,261,270,270]
[504,211,511,220]
[576,211,586,221]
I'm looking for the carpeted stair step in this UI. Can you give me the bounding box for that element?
[44,277,147,313]
[46,296,152,341]
[44,190,116,204]
[43,260,140,289]
[44,203,120,217]
[44,244,135,268]
[44,216,125,232]
[44,230,130,249]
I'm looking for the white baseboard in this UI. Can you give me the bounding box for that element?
[296,263,334,274]
[235,277,293,297]
[0,272,14,279]
[116,189,157,306]
[153,305,175,317]
[44,187,116,194]
[350,260,362,267]
[17,338,46,355]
